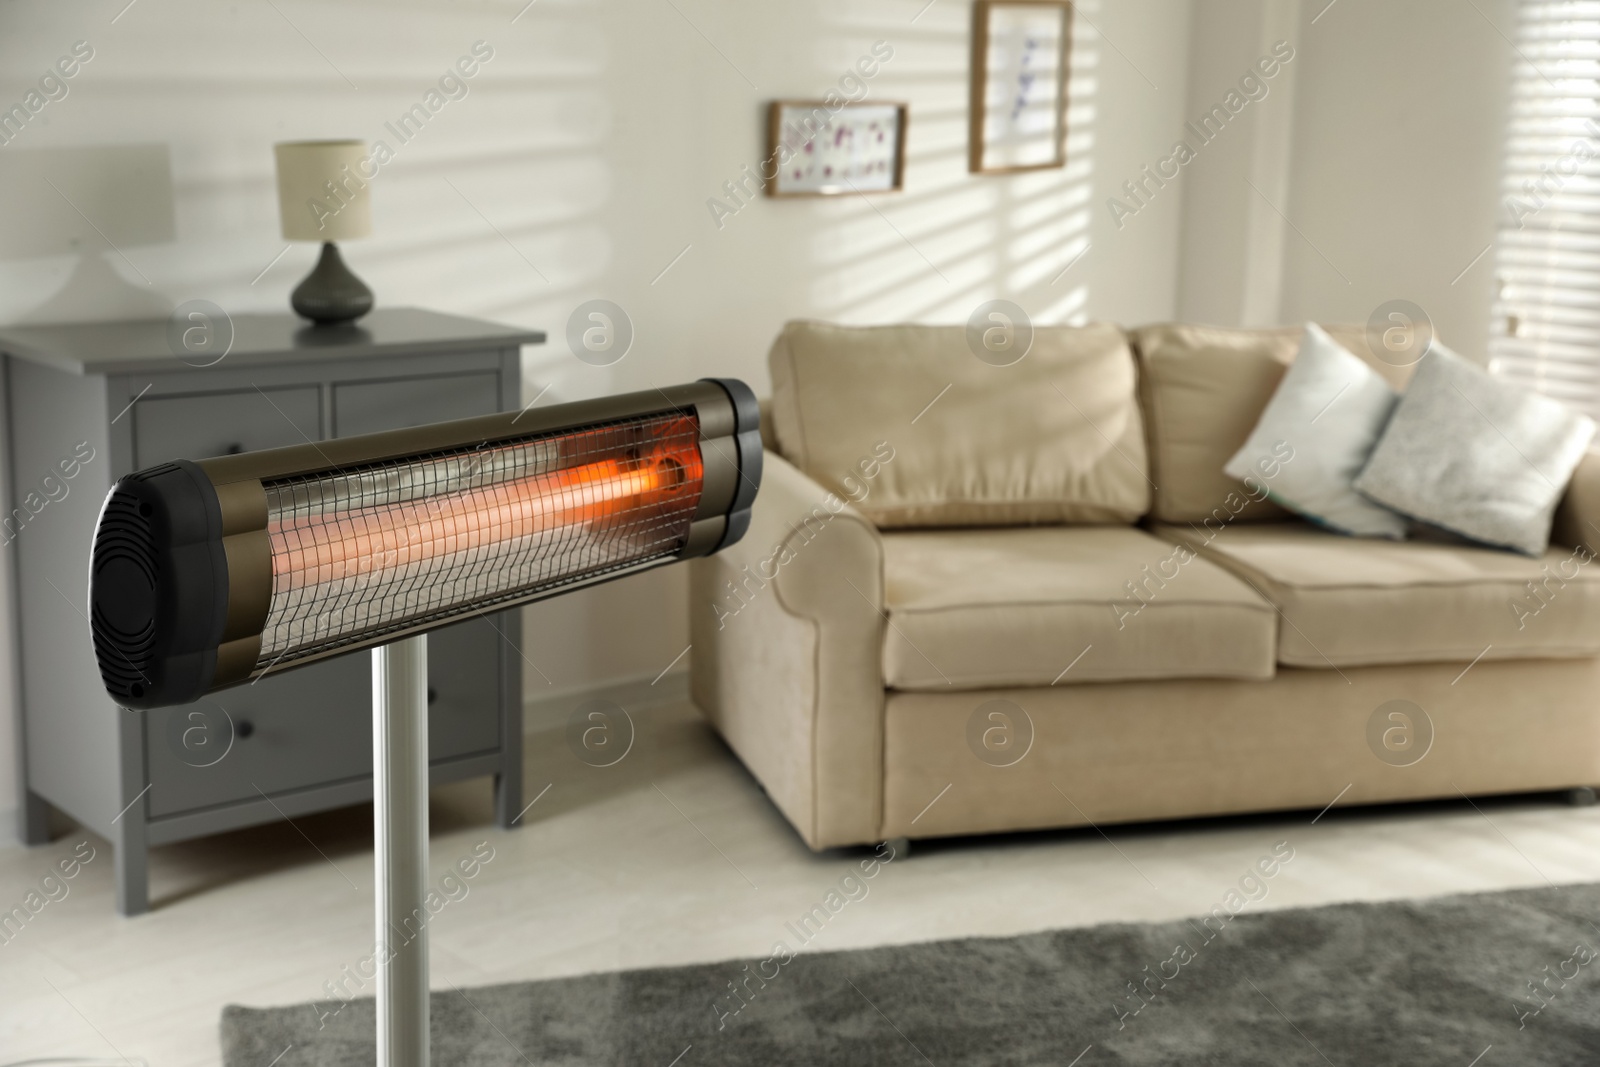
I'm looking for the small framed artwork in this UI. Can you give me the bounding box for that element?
[766,101,908,197]
[970,0,1073,174]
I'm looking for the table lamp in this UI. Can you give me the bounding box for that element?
[273,139,374,325]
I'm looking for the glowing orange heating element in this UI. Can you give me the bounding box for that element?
[269,418,704,591]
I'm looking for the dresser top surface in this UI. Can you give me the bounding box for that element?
[0,307,546,376]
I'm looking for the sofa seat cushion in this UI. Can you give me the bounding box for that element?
[880,526,1277,690]
[1153,522,1600,668]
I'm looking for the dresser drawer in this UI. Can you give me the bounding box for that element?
[333,372,500,437]
[423,614,505,759]
[145,617,502,817]
[133,386,321,468]
[145,655,367,817]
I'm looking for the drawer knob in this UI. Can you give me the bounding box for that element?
[225,442,245,455]
[236,719,255,738]
[427,686,438,706]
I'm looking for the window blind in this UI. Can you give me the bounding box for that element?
[1492,0,1600,416]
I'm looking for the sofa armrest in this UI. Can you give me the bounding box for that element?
[689,454,885,849]
[1553,448,1600,555]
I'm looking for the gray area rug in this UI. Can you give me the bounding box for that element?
[223,882,1600,1065]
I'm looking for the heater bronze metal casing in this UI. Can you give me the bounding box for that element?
[89,378,761,709]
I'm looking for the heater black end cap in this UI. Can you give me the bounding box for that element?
[89,460,228,710]
[700,377,762,551]
[700,376,761,438]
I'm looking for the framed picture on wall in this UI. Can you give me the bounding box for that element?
[765,101,908,196]
[970,0,1073,173]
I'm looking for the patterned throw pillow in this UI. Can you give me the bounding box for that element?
[1353,344,1595,555]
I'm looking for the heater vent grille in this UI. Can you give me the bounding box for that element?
[257,412,704,668]
[89,479,162,699]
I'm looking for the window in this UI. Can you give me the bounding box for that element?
[1492,1,1600,417]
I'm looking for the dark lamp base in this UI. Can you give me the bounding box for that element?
[291,241,374,326]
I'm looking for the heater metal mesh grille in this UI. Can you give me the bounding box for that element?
[256,412,703,668]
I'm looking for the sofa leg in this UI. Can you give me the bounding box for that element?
[883,836,911,860]
[1564,786,1598,807]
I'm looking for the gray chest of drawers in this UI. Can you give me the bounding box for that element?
[0,308,544,914]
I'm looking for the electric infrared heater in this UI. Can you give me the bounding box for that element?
[87,379,760,1067]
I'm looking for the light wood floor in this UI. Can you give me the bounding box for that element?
[5,694,1600,1066]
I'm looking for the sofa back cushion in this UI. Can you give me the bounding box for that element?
[1132,323,1414,525]
[769,320,1150,528]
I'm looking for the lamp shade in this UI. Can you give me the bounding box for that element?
[274,139,372,242]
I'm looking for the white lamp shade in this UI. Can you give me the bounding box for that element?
[274,140,372,242]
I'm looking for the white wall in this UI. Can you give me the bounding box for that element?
[0,0,1196,824]
[1173,0,1303,325]
[1172,0,1515,354]
[1275,0,1513,362]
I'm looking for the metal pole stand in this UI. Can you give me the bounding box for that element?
[373,635,430,1067]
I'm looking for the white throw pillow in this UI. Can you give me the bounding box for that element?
[1223,323,1406,538]
[1353,343,1596,555]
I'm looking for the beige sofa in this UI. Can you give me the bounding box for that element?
[689,321,1600,850]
